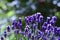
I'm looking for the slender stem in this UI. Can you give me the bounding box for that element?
[0,26,1,36]
[20,34,22,40]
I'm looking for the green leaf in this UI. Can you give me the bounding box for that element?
[10,34,15,40]
[0,14,6,18]
[55,12,60,19]
[6,10,14,17]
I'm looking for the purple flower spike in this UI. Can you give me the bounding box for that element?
[43,22,47,26]
[52,16,57,21]
[42,36,47,40]
[4,31,7,38]
[7,26,10,32]
[58,38,60,40]
[54,27,57,33]
[47,17,51,24]
[37,30,43,35]
[47,24,54,31]
[1,37,4,40]
[37,30,43,39]
[50,20,55,25]
[17,18,22,29]
[42,26,47,31]
[12,20,15,25]
[24,27,29,33]
[12,20,17,26]
[32,35,34,40]
[36,12,41,15]
[32,14,37,22]
[18,23,22,30]
[12,25,16,30]
[20,32,25,35]
[28,32,31,38]
[54,27,60,36]
[40,15,43,19]
[26,25,30,29]
[47,24,52,30]
[1,12,59,40]
[14,29,19,34]
[45,30,51,36]
[18,17,22,23]
[32,23,37,30]
[36,12,41,19]
[36,15,43,23]
[51,36,55,40]
[24,17,29,25]
[28,16,33,23]
[47,17,51,21]
[36,35,41,39]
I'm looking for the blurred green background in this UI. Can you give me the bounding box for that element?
[0,0,60,39]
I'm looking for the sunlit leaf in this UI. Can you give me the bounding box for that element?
[55,12,60,19]
[6,10,14,17]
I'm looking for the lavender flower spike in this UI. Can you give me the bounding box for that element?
[1,12,60,40]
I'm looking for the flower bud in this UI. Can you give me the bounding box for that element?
[7,26,10,32]
[4,31,7,38]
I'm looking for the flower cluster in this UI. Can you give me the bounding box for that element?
[0,12,60,40]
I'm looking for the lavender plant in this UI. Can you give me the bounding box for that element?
[0,12,60,40]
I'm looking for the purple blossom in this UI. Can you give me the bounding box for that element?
[37,30,43,35]
[50,36,55,40]
[32,23,37,30]
[42,36,47,40]
[11,25,16,30]
[42,26,47,31]
[24,17,29,25]
[4,31,7,38]
[1,12,60,40]
[52,16,57,21]
[14,29,19,34]
[17,22,22,30]
[28,16,33,23]
[1,37,4,40]
[54,27,60,36]
[37,30,43,39]
[32,35,35,40]
[24,27,29,33]
[32,14,37,22]
[36,12,41,19]
[26,25,30,29]
[50,20,55,25]
[47,24,52,30]
[6,26,10,32]
[28,32,31,38]
[43,22,47,26]
[12,20,17,26]
[18,17,22,23]
[19,32,25,35]
[46,17,51,24]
